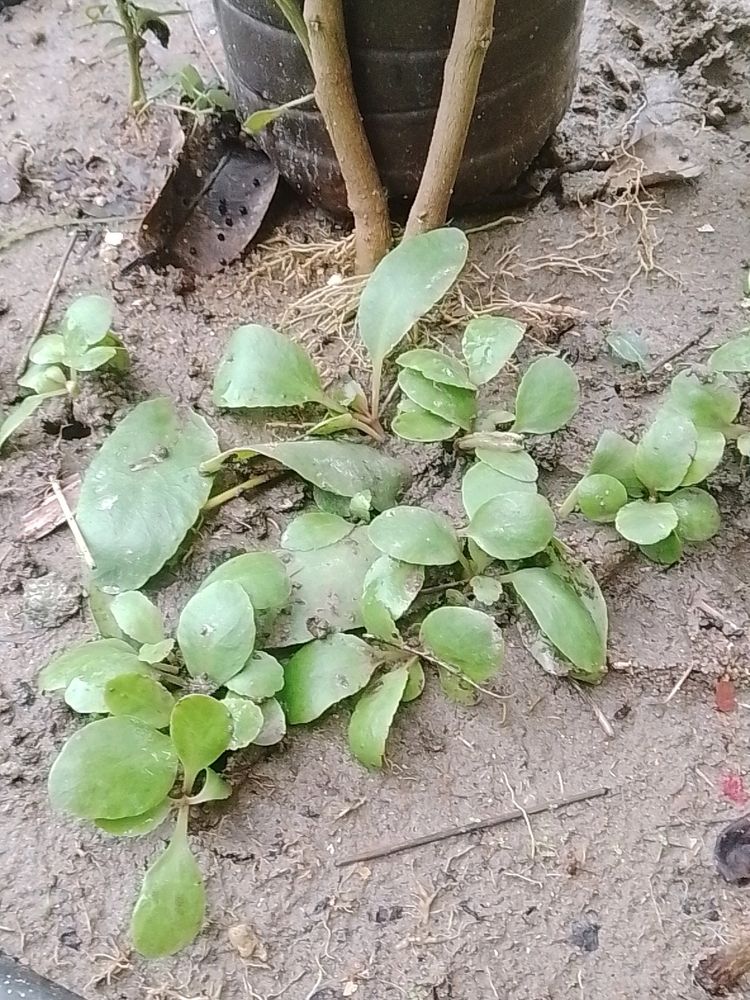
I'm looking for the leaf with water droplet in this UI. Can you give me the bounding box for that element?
[461,315,525,385]
[368,506,462,566]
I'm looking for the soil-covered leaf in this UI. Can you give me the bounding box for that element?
[131,816,205,957]
[438,667,477,705]
[357,228,468,367]
[461,462,537,519]
[281,511,354,550]
[545,540,608,661]
[587,430,643,496]
[280,634,381,724]
[49,717,178,820]
[396,348,474,389]
[170,694,233,781]
[348,667,409,768]
[222,695,264,749]
[266,526,380,646]
[634,414,697,493]
[512,357,580,434]
[708,334,750,373]
[252,697,287,746]
[474,447,538,482]
[665,371,741,430]
[225,651,284,701]
[420,606,504,682]
[76,399,218,591]
[462,316,525,385]
[466,493,555,560]
[615,499,679,545]
[368,506,462,566]
[669,487,721,542]
[509,568,606,680]
[96,799,172,837]
[575,474,628,523]
[110,591,164,645]
[104,673,175,729]
[391,399,459,442]
[606,329,650,370]
[177,580,255,685]
[213,325,333,409]
[250,440,409,512]
[398,369,476,431]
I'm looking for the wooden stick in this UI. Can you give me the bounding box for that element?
[304,0,391,273]
[15,230,78,378]
[49,477,96,570]
[335,785,609,867]
[404,0,496,238]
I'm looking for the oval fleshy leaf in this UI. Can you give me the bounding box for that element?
[474,447,538,482]
[48,717,178,820]
[587,430,643,496]
[681,428,726,487]
[348,668,409,768]
[669,487,721,542]
[634,414,697,493]
[281,512,354,550]
[462,316,525,385]
[606,329,650,370]
[170,695,233,781]
[104,673,175,729]
[63,294,114,346]
[368,506,462,566]
[512,357,580,434]
[420,606,504,682]
[213,325,331,409]
[225,651,284,701]
[131,815,205,958]
[222,695,264,750]
[177,580,255,685]
[280,634,380,724]
[28,334,66,366]
[666,371,741,429]
[391,400,459,442]
[709,334,750,373]
[96,799,172,837]
[575,474,628,523]
[398,369,476,431]
[396,348,474,389]
[615,500,679,545]
[466,493,555,561]
[76,399,218,591]
[138,638,175,664]
[39,638,144,693]
[253,697,287,746]
[110,591,164,645]
[402,658,425,702]
[17,363,67,394]
[357,228,469,367]
[361,555,424,641]
[639,532,684,565]
[461,462,536,519]
[510,568,606,679]
[200,552,291,621]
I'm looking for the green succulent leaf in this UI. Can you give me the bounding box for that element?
[225,651,284,701]
[348,667,409,768]
[104,673,175,729]
[461,461,537,519]
[738,433,750,458]
[200,552,291,629]
[586,429,642,496]
[391,399,459,442]
[28,334,66,366]
[461,315,525,385]
[170,695,233,782]
[575,474,628,523]
[110,591,164,645]
[76,399,218,591]
[510,568,606,680]
[606,329,650,371]
[669,487,721,542]
[96,799,172,837]
[74,346,117,371]
[396,348,474,389]
[544,540,608,664]
[634,414,697,493]
[281,512,354,550]
[665,371,741,430]
[177,581,255,685]
[466,493,555,561]
[253,697,287,746]
[397,369,476,431]
[615,500,679,545]
[474,447,538,482]
[213,325,334,409]
[39,638,145,693]
[420,606,504,682]
[368,506,462,566]
[17,363,67,394]
[139,638,175,664]
[131,815,205,958]
[0,394,50,450]
[62,295,114,346]
[280,634,380,724]
[401,658,425,702]
[48,717,178,820]
[267,526,380,646]
[512,357,580,434]
[357,228,468,368]
[189,769,231,804]
[708,334,750,373]
[361,555,424,641]
[681,428,726,486]
[638,532,684,565]
[222,695,264,750]
[470,575,503,605]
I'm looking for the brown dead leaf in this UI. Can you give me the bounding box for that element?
[228,923,268,963]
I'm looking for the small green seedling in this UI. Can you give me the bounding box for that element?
[175,64,235,119]
[1,295,127,451]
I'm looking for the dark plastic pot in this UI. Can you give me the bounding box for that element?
[0,957,84,1000]
[214,0,586,214]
